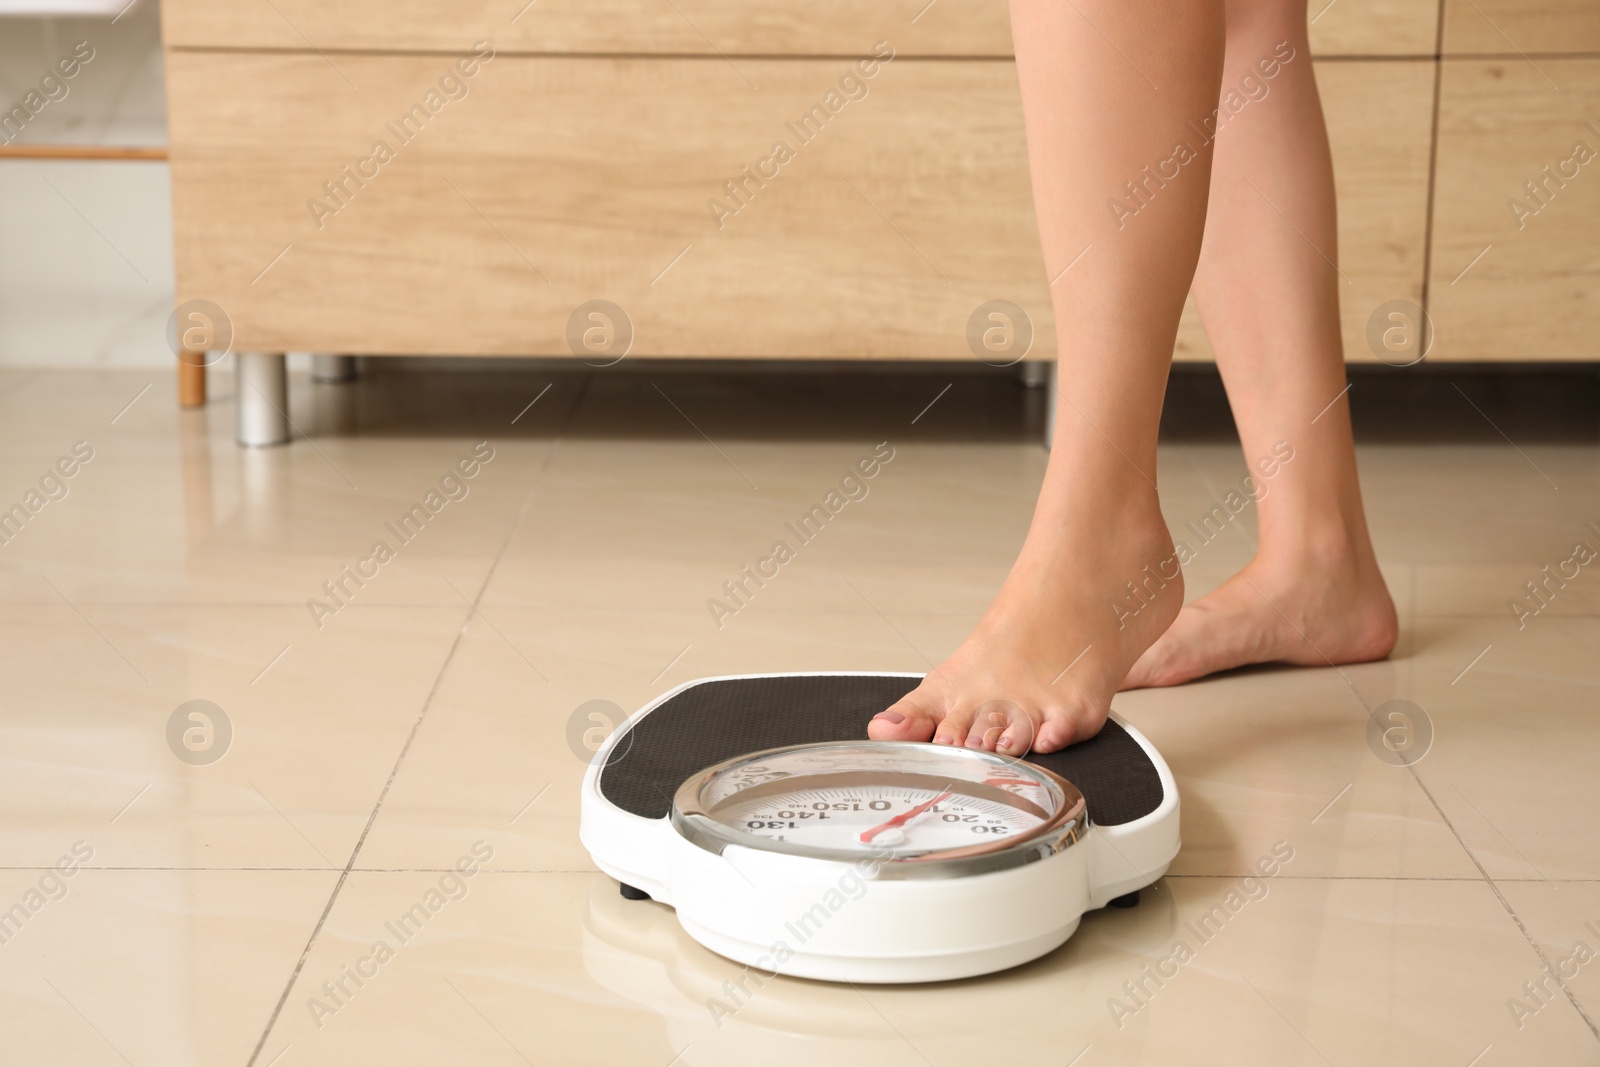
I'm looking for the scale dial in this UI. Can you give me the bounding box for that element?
[672,741,1087,877]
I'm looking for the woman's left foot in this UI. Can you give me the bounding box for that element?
[866,448,1182,756]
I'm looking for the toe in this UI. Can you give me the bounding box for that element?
[931,701,977,747]
[868,692,941,742]
[1033,710,1082,753]
[964,699,1038,755]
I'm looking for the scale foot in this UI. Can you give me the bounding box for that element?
[619,883,651,901]
[1109,890,1140,909]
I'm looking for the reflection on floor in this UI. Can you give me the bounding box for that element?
[1,360,1597,1065]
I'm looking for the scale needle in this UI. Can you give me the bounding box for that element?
[859,791,952,844]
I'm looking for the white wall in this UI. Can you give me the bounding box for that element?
[0,0,174,367]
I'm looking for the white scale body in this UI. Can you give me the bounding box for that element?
[579,672,1180,984]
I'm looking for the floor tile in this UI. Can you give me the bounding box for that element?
[1496,881,1600,1043]
[0,869,336,1067]
[0,604,467,868]
[1410,616,1600,881]
[253,871,1600,1065]
[355,606,939,873]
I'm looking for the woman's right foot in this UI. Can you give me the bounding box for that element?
[1121,544,1397,690]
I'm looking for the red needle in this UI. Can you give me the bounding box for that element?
[859,792,953,844]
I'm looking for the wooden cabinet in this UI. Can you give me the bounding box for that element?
[1442,0,1600,53]
[1176,59,1436,364]
[165,52,1051,361]
[1430,60,1600,361]
[159,0,1015,56]
[158,0,1438,57]
[160,2,1600,365]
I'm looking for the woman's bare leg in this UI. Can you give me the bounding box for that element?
[1122,0,1397,689]
[869,0,1224,753]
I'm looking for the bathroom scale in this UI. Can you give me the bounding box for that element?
[578,672,1179,983]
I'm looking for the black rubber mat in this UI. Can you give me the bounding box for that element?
[598,675,1164,827]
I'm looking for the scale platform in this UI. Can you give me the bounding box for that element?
[579,671,1180,982]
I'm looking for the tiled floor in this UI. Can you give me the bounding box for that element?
[2,360,1598,1065]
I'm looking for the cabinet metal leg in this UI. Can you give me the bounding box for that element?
[236,352,290,447]
[311,354,359,383]
[1018,360,1049,388]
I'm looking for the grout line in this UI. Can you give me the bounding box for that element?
[1405,771,1600,1041]
[243,591,479,1066]
[243,380,591,1067]
[1450,781,1556,888]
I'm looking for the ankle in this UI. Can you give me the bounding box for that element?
[1256,513,1379,574]
[1044,422,1161,503]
